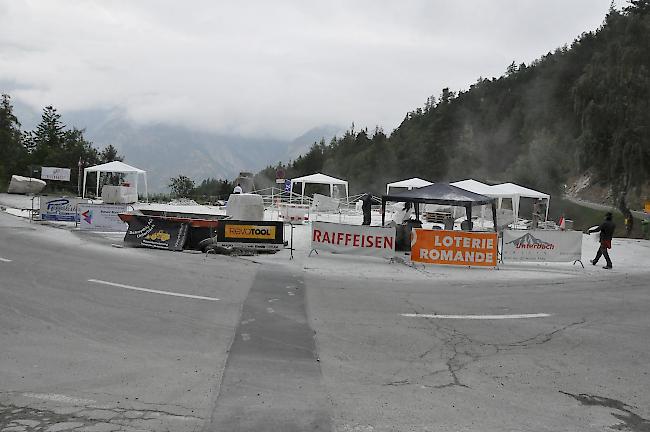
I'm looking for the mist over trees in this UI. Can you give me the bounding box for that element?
[256,1,649,207]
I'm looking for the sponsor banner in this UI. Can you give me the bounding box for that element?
[40,197,83,222]
[502,230,582,262]
[217,220,284,246]
[411,229,498,267]
[78,204,128,232]
[41,167,71,181]
[123,215,188,251]
[311,221,396,258]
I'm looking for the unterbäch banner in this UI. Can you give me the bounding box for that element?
[411,229,498,267]
[78,203,128,232]
[501,230,582,262]
[311,221,396,258]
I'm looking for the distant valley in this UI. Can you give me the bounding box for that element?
[13,102,341,192]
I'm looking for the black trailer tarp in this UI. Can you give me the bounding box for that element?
[381,182,497,232]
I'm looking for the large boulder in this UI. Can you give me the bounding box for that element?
[7,175,46,194]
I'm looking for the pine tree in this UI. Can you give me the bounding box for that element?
[0,94,26,185]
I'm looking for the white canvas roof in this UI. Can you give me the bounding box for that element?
[491,182,550,199]
[386,177,433,194]
[491,182,550,221]
[82,161,148,201]
[84,161,145,174]
[450,179,509,197]
[290,172,348,203]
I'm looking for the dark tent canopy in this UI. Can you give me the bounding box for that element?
[381,183,497,231]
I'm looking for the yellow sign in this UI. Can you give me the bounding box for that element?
[145,230,171,242]
[226,224,276,240]
[645,201,650,214]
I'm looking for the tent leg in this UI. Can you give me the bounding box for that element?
[381,200,386,226]
[491,202,498,232]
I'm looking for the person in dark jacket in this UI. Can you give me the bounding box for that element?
[361,193,372,225]
[588,212,616,269]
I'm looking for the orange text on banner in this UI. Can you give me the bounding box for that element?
[411,229,498,267]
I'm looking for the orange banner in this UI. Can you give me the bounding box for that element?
[411,229,498,267]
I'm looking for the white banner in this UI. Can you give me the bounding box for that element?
[311,221,396,258]
[502,230,582,262]
[40,197,84,222]
[78,204,128,231]
[41,167,71,181]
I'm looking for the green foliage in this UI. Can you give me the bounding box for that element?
[252,2,648,204]
[0,98,124,194]
[193,178,234,200]
[0,94,26,189]
[168,175,195,198]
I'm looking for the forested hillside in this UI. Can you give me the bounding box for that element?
[256,1,649,208]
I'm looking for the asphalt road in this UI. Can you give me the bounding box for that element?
[1,211,650,432]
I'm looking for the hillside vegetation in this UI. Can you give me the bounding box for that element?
[256,1,649,209]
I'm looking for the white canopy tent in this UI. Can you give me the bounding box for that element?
[491,182,550,222]
[386,177,433,194]
[450,179,511,222]
[82,161,148,202]
[452,179,550,223]
[289,173,348,204]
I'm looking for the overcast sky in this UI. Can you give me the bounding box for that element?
[0,0,621,139]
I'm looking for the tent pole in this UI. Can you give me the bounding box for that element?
[492,201,498,232]
[466,205,472,231]
[381,199,386,226]
[144,173,148,203]
[82,170,88,199]
[301,182,305,204]
[96,172,100,199]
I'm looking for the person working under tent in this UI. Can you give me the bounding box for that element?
[233,183,243,194]
[361,194,372,225]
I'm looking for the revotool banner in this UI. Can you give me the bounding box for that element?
[40,197,83,222]
[311,221,396,258]
[502,230,582,262]
[78,204,128,231]
[217,220,284,250]
[411,229,498,267]
[123,215,188,251]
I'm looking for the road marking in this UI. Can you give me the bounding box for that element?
[241,333,251,341]
[87,279,220,302]
[266,307,275,313]
[401,313,551,320]
[23,393,96,405]
[0,257,12,263]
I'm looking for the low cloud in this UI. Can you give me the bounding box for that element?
[0,0,618,138]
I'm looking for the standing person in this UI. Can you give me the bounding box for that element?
[233,183,243,194]
[588,212,616,269]
[531,199,541,229]
[361,194,372,225]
